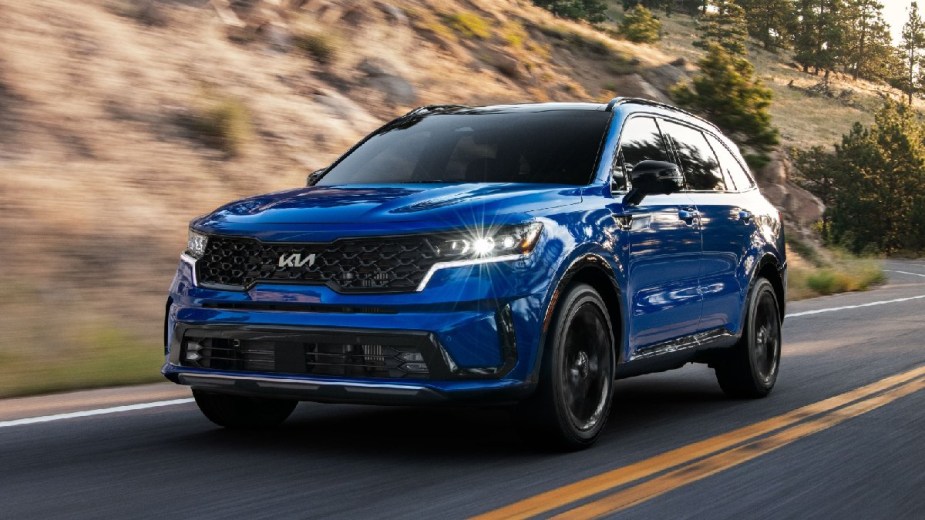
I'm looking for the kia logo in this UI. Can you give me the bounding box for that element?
[278,253,316,268]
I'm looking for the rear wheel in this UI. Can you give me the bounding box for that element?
[714,278,781,398]
[193,390,297,429]
[514,283,615,450]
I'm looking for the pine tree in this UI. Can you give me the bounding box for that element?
[738,0,795,50]
[793,0,846,84]
[841,0,893,81]
[671,44,779,157]
[621,4,663,43]
[899,1,925,105]
[694,0,750,57]
[827,102,925,252]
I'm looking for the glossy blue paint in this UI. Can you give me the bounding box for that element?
[164,99,786,403]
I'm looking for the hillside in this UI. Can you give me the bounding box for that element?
[0,0,889,395]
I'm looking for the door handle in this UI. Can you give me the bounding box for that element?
[737,210,753,223]
[678,208,700,225]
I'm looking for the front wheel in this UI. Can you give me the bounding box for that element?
[514,283,615,450]
[713,278,782,398]
[193,390,297,429]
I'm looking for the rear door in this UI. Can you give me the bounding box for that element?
[612,116,703,353]
[660,120,750,336]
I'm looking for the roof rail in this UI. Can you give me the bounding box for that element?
[605,97,722,133]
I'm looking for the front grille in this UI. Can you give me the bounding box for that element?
[196,235,439,292]
[182,336,432,379]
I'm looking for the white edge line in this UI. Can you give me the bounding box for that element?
[885,270,925,278]
[787,294,925,318]
[0,398,195,429]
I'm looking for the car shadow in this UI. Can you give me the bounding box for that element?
[183,369,730,460]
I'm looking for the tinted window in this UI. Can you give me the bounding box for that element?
[705,133,754,191]
[660,120,725,191]
[317,110,611,185]
[615,116,671,190]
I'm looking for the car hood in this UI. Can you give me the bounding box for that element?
[195,184,580,230]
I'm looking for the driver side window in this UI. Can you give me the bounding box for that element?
[614,117,672,191]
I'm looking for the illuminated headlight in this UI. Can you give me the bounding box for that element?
[439,222,543,259]
[186,230,208,259]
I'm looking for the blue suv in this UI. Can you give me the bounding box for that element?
[164,98,786,449]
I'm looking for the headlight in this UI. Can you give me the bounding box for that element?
[436,222,543,259]
[186,230,208,259]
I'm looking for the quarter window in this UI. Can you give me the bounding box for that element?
[660,120,725,191]
[705,133,754,191]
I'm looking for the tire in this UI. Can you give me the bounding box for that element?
[713,277,782,398]
[514,283,616,450]
[193,390,297,429]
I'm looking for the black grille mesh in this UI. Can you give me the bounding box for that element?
[197,235,440,292]
[183,337,430,379]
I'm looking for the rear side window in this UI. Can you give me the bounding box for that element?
[705,133,754,191]
[660,120,725,191]
[616,116,672,190]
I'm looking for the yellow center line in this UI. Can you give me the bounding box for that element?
[555,376,925,519]
[472,365,925,520]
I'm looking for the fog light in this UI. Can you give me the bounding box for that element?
[402,362,428,373]
[398,352,424,362]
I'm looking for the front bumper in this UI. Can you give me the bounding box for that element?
[163,255,548,404]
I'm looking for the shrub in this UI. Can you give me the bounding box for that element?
[178,94,251,158]
[445,12,491,40]
[620,4,662,44]
[293,32,337,65]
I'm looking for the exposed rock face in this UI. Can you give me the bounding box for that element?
[357,58,417,106]
[609,73,669,102]
[755,150,825,228]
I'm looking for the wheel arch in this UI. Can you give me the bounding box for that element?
[536,254,625,381]
[754,253,786,323]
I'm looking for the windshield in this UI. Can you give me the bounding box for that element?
[317,109,611,186]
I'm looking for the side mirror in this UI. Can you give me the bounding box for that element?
[622,160,684,206]
[306,168,326,186]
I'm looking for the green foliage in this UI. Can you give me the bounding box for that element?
[793,0,845,81]
[620,4,662,44]
[793,145,839,239]
[671,44,779,155]
[694,0,749,57]
[841,0,896,82]
[796,102,925,254]
[445,12,491,40]
[532,0,609,24]
[293,32,337,64]
[897,1,925,104]
[737,0,794,50]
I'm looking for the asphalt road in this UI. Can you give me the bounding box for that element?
[2,260,924,519]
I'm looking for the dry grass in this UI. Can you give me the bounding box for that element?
[785,240,886,300]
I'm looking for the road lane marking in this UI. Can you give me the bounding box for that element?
[555,376,925,519]
[886,270,925,278]
[786,294,925,318]
[472,364,925,520]
[0,398,195,428]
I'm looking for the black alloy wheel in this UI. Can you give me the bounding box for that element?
[514,283,615,450]
[714,277,782,398]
